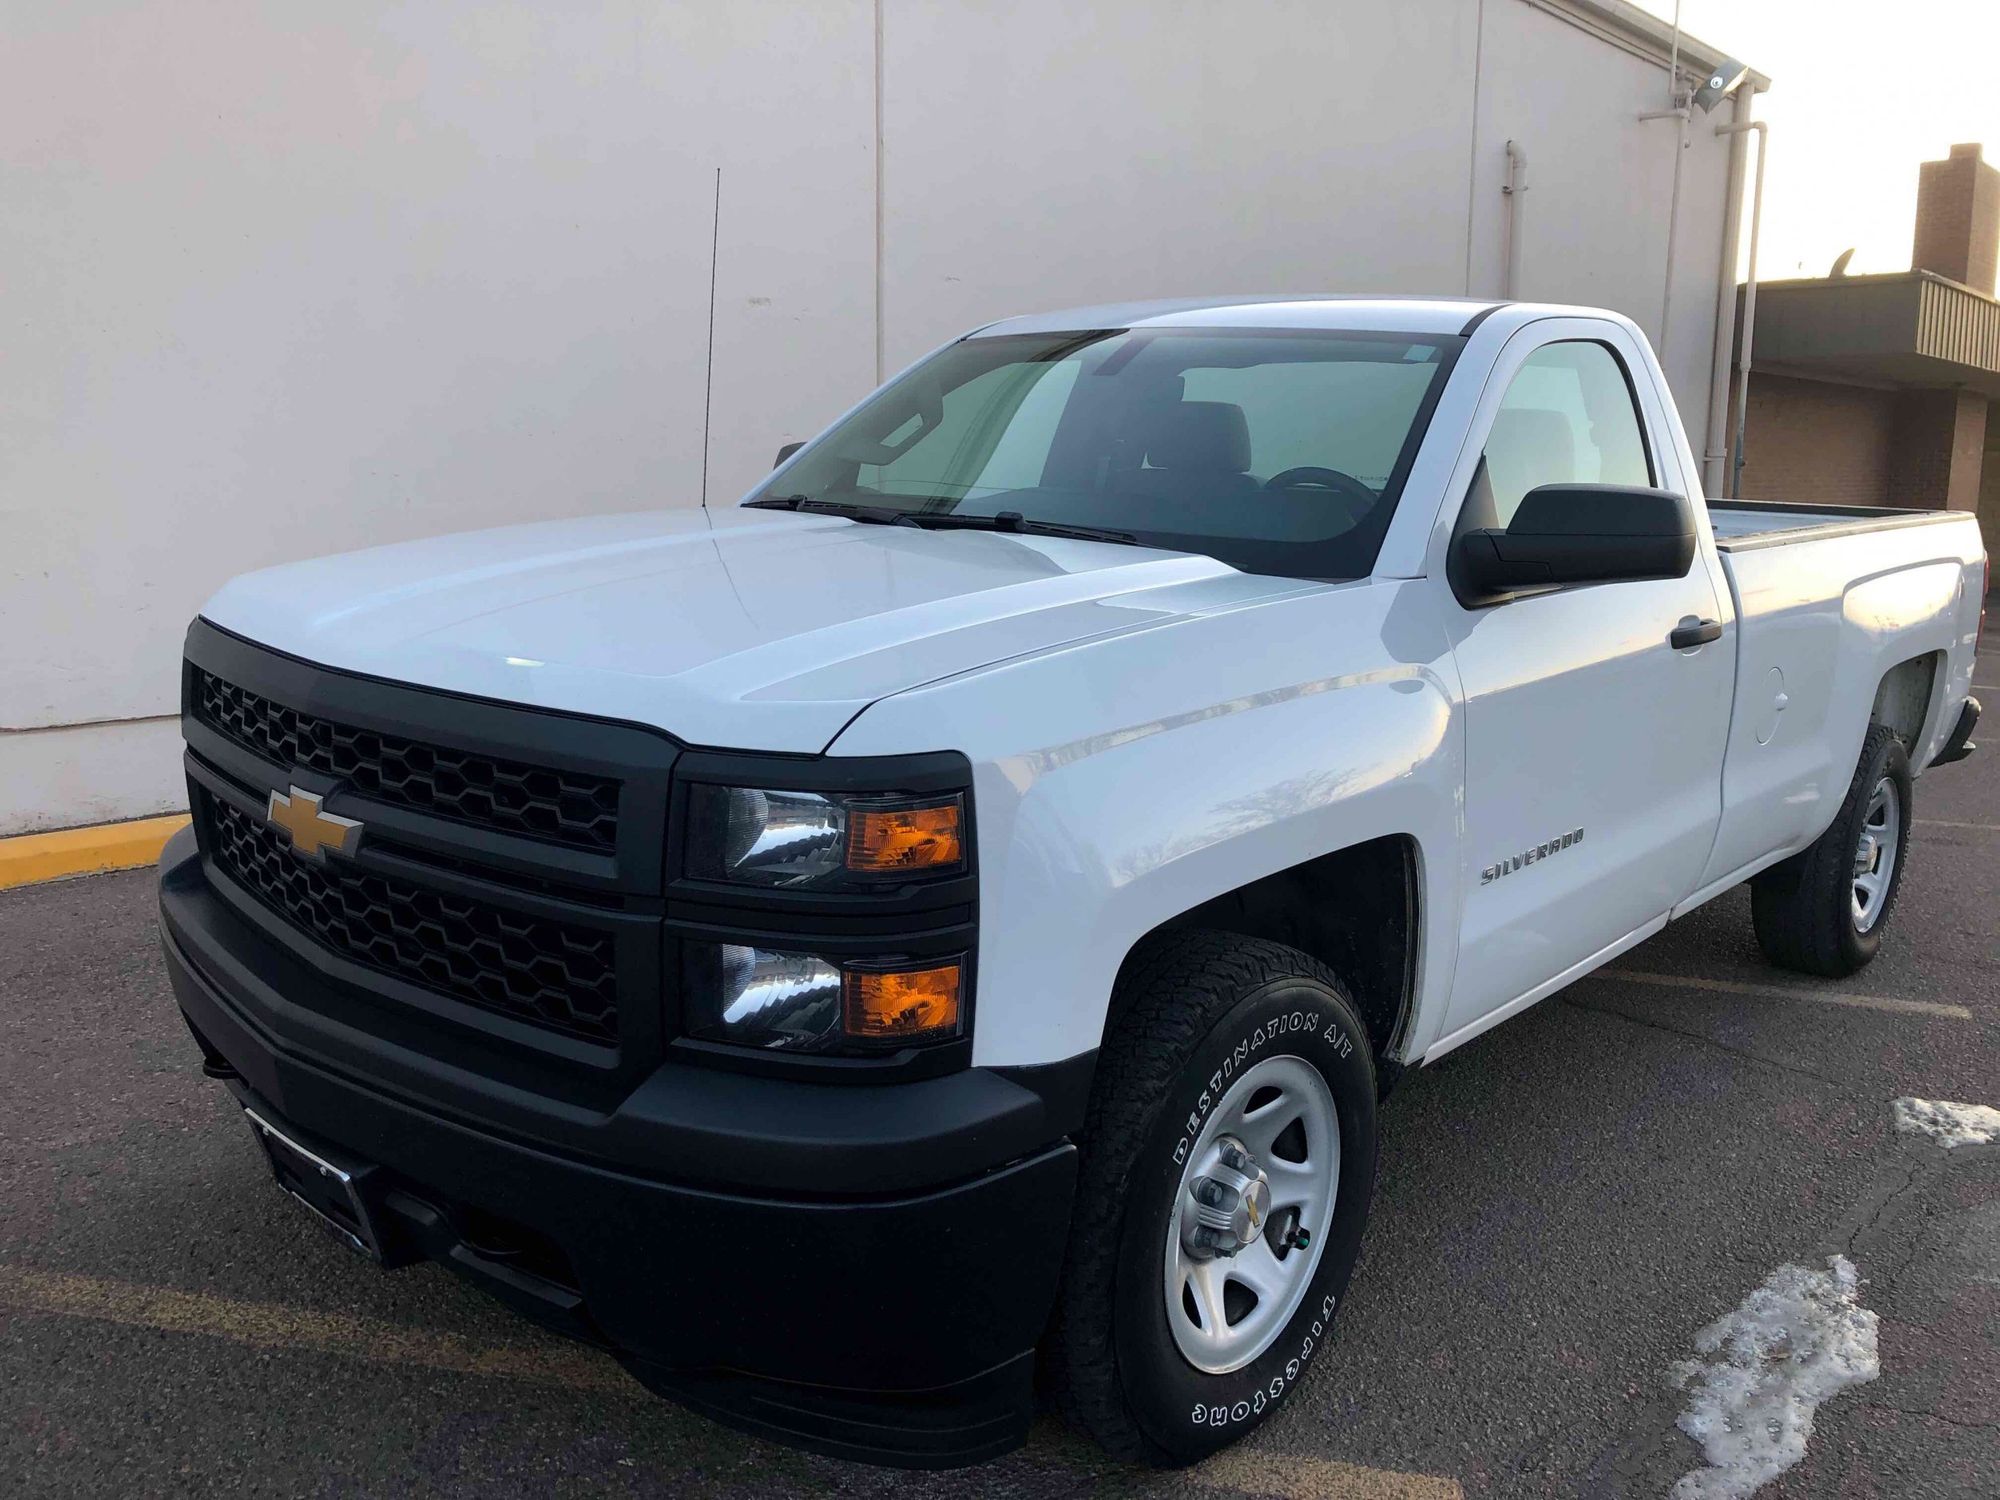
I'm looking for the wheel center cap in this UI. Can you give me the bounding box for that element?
[1182,1136,1272,1259]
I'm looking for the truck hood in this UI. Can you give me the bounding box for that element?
[200,506,1306,752]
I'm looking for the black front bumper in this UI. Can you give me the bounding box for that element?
[160,831,1083,1468]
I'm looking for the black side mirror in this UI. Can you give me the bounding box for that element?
[774,441,805,469]
[1457,484,1695,596]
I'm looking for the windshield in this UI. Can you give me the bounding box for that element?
[750,327,1461,578]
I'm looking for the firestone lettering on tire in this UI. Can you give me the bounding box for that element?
[1189,1292,1338,1428]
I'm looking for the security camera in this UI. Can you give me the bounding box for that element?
[1690,59,1750,113]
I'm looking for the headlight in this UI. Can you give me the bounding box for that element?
[684,942,964,1053]
[685,785,965,888]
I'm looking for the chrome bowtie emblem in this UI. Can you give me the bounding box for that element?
[265,785,362,861]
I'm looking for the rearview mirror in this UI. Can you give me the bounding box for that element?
[1457,484,1695,597]
[774,441,805,469]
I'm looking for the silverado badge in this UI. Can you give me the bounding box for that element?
[265,785,362,861]
[1481,827,1584,885]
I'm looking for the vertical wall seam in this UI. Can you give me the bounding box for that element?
[873,0,886,385]
[699,166,720,509]
[1461,0,1486,296]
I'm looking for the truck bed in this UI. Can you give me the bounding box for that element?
[1692,500,1983,903]
[1707,499,1971,552]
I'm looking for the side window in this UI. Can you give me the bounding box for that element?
[1480,341,1652,526]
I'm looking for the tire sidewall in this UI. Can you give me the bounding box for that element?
[1109,977,1376,1459]
[1841,732,1913,967]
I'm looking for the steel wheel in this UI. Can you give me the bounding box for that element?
[1162,1054,1339,1374]
[1851,775,1901,933]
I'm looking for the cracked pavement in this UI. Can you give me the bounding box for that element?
[3,671,1996,1497]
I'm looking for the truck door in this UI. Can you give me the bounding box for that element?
[1436,321,1732,1042]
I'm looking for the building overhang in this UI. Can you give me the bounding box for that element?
[1543,0,1770,92]
[1744,272,2000,398]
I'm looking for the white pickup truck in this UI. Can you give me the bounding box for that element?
[158,297,1985,1469]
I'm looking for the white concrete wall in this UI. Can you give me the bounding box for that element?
[1,0,1748,834]
[876,0,1482,370]
[1468,0,1735,413]
[1,0,878,833]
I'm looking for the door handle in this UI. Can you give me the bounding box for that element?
[1669,617,1723,649]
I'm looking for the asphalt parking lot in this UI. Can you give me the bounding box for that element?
[5,665,1997,1497]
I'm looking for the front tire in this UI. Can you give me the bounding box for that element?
[1047,931,1378,1465]
[1752,723,1913,977]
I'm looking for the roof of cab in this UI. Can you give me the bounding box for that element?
[968,295,1504,339]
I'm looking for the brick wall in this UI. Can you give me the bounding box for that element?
[1913,143,2000,295]
[1977,400,2000,555]
[1732,372,1896,505]
[1889,388,1989,511]
[1737,145,1999,521]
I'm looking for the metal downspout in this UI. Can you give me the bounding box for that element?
[1702,88,1757,498]
[1718,114,1769,498]
[1502,141,1528,298]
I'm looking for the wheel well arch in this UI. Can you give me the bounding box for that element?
[1871,651,1942,748]
[1116,834,1420,1066]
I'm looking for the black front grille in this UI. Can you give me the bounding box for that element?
[207,796,619,1043]
[192,669,620,852]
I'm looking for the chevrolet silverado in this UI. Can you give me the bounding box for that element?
[158,296,1985,1467]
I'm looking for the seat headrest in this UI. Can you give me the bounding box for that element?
[1485,408,1575,501]
[1146,401,1252,473]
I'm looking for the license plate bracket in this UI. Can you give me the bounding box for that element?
[244,1107,386,1262]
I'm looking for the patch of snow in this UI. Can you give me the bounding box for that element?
[1667,1255,1880,1500]
[1892,1096,2000,1149]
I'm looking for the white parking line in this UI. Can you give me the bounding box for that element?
[1918,819,2000,832]
[1196,1447,1464,1499]
[6,1266,1468,1492]
[1606,970,1972,1020]
[0,1264,638,1393]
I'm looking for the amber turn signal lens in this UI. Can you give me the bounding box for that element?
[843,962,963,1044]
[845,798,964,874]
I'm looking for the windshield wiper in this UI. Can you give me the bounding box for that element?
[743,496,920,527]
[909,510,1140,546]
[746,497,1138,546]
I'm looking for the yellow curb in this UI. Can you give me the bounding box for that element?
[0,813,191,890]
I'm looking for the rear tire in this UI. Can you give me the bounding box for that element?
[1047,931,1378,1465]
[1751,723,1912,977]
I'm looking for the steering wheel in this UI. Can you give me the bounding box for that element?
[1261,466,1377,530]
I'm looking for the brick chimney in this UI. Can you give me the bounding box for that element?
[1911,142,1999,294]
